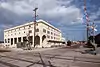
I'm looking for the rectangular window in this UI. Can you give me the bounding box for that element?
[43,29,46,33]
[47,31,50,34]
[29,30,32,33]
[18,37,21,42]
[51,32,53,35]
[51,36,53,39]
[29,25,31,27]
[36,29,39,32]
[47,35,50,38]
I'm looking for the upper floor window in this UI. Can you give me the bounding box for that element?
[43,29,46,33]
[47,35,50,38]
[36,29,39,32]
[29,30,32,33]
[51,32,53,35]
[29,25,31,27]
[51,36,53,39]
[47,31,50,34]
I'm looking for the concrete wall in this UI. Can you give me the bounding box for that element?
[4,20,63,48]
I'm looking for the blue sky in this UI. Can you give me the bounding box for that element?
[0,0,100,41]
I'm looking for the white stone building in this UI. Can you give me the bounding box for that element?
[4,20,64,48]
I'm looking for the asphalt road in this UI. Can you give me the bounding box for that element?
[0,47,100,67]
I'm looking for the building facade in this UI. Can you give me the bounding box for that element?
[4,20,64,48]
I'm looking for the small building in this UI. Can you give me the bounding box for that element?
[4,20,64,48]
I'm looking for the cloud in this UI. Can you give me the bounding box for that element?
[0,0,82,24]
[90,8,100,21]
[0,0,99,41]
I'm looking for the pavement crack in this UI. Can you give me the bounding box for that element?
[0,60,19,67]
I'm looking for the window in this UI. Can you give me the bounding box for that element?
[14,38,17,44]
[19,32,20,34]
[11,38,13,45]
[8,39,10,43]
[19,28,20,30]
[24,31,25,33]
[36,29,39,32]
[29,30,32,33]
[47,31,50,34]
[43,29,46,33]
[51,32,53,35]
[47,35,50,38]
[51,36,53,39]
[29,25,31,27]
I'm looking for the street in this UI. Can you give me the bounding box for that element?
[0,47,100,67]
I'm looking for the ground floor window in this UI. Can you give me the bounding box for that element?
[18,37,21,42]
[14,38,17,44]
[11,38,13,45]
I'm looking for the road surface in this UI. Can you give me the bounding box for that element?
[0,47,100,67]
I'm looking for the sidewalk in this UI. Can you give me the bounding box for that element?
[10,47,60,53]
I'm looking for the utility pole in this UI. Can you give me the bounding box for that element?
[33,7,38,47]
[84,0,89,42]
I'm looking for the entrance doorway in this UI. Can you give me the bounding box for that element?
[34,35,40,47]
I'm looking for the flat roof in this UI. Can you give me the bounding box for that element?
[4,19,61,32]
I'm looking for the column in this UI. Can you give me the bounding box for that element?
[17,37,18,43]
[40,36,43,48]
[32,35,34,47]
[9,38,11,46]
[21,37,23,42]
[13,38,15,47]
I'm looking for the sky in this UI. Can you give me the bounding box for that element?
[0,0,100,41]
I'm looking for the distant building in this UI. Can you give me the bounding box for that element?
[4,20,64,48]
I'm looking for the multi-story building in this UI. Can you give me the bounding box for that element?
[4,20,64,48]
